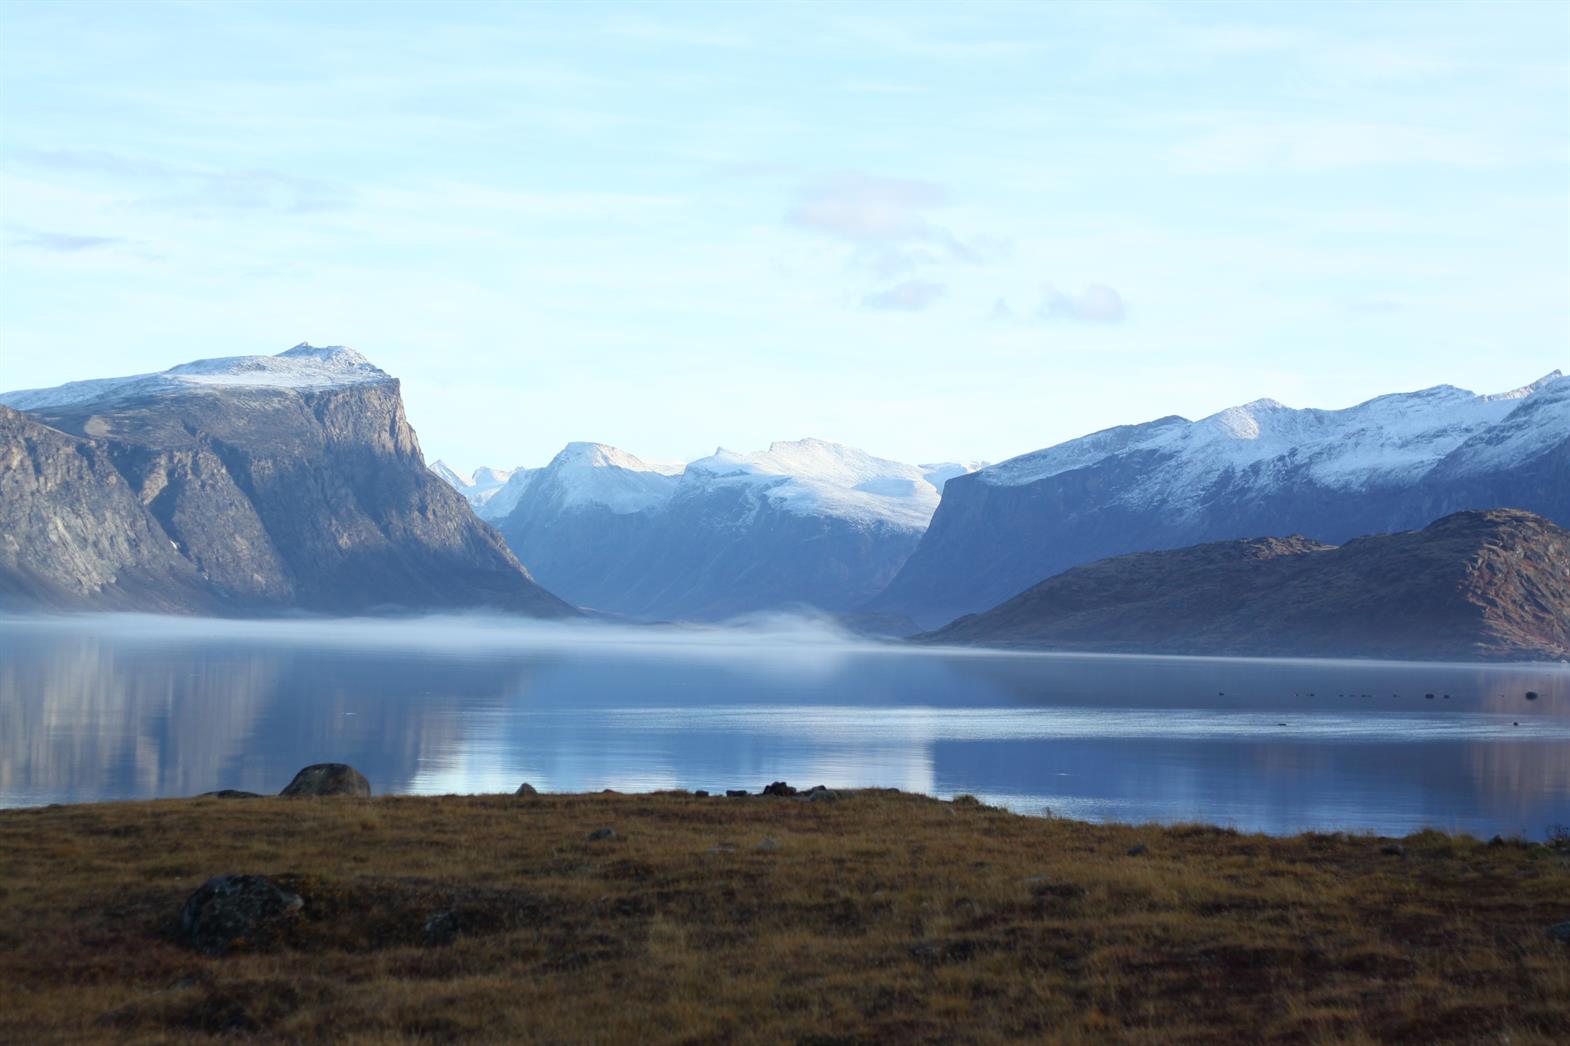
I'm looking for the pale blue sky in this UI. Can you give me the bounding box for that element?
[1,1,1565,470]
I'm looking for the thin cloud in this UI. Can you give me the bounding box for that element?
[7,148,354,215]
[1040,284,1127,324]
[785,170,1006,274]
[4,224,124,252]
[862,280,946,312]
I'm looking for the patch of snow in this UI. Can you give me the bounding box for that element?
[0,343,391,411]
[682,438,947,530]
[525,442,683,515]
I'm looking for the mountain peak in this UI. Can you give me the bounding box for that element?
[1,343,392,412]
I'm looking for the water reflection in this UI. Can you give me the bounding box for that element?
[1,615,1566,838]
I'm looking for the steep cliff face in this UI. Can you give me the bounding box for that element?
[0,346,572,616]
[0,406,221,612]
[875,373,1569,627]
[923,509,1570,661]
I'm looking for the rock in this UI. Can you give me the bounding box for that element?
[587,827,616,841]
[807,789,839,802]
[693,789,710,798]
[514,782,538,797]
[178,874,303,956]
[279,763,371,798]
[1525,691,1540,700]
[1488,835,1506,847]
[423,910,459,946]
[761,781,797,797]
[1549,922,1570,943]
[1127,843,1148,857]
[1380,843,1405,857]
[725,789,749,798]
[756,837,780,852]
[198,790,261,799]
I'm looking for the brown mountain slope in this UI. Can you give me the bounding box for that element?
[921,509,1570,661]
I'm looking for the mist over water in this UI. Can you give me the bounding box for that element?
[2,614,1567,838]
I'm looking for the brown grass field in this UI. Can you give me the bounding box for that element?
[1,789,1567,1044]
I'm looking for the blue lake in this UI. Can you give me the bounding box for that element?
[2,614,1567,838]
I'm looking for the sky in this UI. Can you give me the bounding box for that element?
[0,1,1566,472]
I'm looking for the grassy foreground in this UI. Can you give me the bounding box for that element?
[2,790,1567,1044]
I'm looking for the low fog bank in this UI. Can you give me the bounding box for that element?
[0,609,906,660]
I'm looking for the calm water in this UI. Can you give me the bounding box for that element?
[2,614,1568,838]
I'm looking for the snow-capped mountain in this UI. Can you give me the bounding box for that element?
[2,343,391,410]
[482,437,975,620]
[0,344,572,617]
[428,461,532,517]
[871,371,1570,627]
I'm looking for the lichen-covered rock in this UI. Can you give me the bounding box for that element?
[514,783,538,797]
[279,763,371,797]
[178,874,303,955]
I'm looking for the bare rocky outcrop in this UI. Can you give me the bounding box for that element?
[280,763,372,797]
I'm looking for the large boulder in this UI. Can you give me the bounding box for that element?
[178,874,303,955]
[278,763,371,797]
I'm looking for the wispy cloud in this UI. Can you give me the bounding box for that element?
[785,170,1006,275]
[7,148,354,215]
[1039,284,1127,324]
[4,223,124,252]
[862,279,945,312]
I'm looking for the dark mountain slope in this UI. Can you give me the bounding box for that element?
[922,509,1570,661]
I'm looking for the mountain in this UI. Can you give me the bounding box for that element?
[873,372,1570,626]
[922,509,1570,661]
[472,438,976,620]
[427,460,533,518]
[0,344,573,616]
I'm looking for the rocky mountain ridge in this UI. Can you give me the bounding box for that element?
[923,509,1570,661]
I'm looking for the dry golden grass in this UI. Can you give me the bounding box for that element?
[1,790,1567,1044]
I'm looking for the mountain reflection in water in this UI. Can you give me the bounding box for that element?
[2,615,1566,838]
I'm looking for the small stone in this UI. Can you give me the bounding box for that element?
[198,790,261,799]
[1488,835,1506,847]
[178,874,303,956]
[761,781,797,797]
[1548,922,1570,943]
[808,789,839,802]
[587,827,616,841]
[423,910,458,946]
[279,763,370,798]
[1425,693,1436,700]
[1525,691,1540,701]
[514,782,538,797]
[725,789,748,798]
[756,837,780,852]
[694,789,710,797]
[1127,843,1148,856]
[1380,843,1405,857]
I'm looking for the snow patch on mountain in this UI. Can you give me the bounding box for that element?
[1,343,391,411]
[979,372,1566,506]
[523,442,682,515]
[682,438,954,530]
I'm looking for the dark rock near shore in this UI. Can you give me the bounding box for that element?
[198,790,263,799]
[761,781,797,797]
[279,763,371,798]
[178,874,303,955]
[514,783,539,797]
